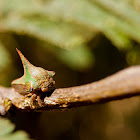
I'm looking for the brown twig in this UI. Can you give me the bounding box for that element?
[0,66,140,115]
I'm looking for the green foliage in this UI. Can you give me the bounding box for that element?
[126,46,140,65]
[0,41,11,71]
[0,0,140,70]
[55,45,94,70]
[0,118,30,140]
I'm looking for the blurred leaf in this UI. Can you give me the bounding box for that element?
[41,42,94,71]
[55,45,94,71]
[0,118,30,140]
[1,0,136,49]
[1,0,95,49]
[1,0,140,70]
[1,16,94,49]
[91,0,140,27]
[2,131,30,140]
[0,118,15,137]
[40,0,139,48]
[126,46,140,65]
[0,40,11,72]
[0,35,19,86]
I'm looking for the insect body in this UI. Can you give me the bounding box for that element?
[11,49,55,96]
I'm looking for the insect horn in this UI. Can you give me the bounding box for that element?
[16,48,33,72]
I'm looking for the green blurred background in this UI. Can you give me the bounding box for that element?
[1,0,140,140]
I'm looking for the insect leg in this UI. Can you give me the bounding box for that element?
[37,96,43,107]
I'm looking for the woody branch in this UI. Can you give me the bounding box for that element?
[0,66,140,115]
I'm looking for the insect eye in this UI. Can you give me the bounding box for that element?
[53,81,55,85]
[41,87,48,92]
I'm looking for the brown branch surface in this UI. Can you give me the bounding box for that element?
[0,66,140,115]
